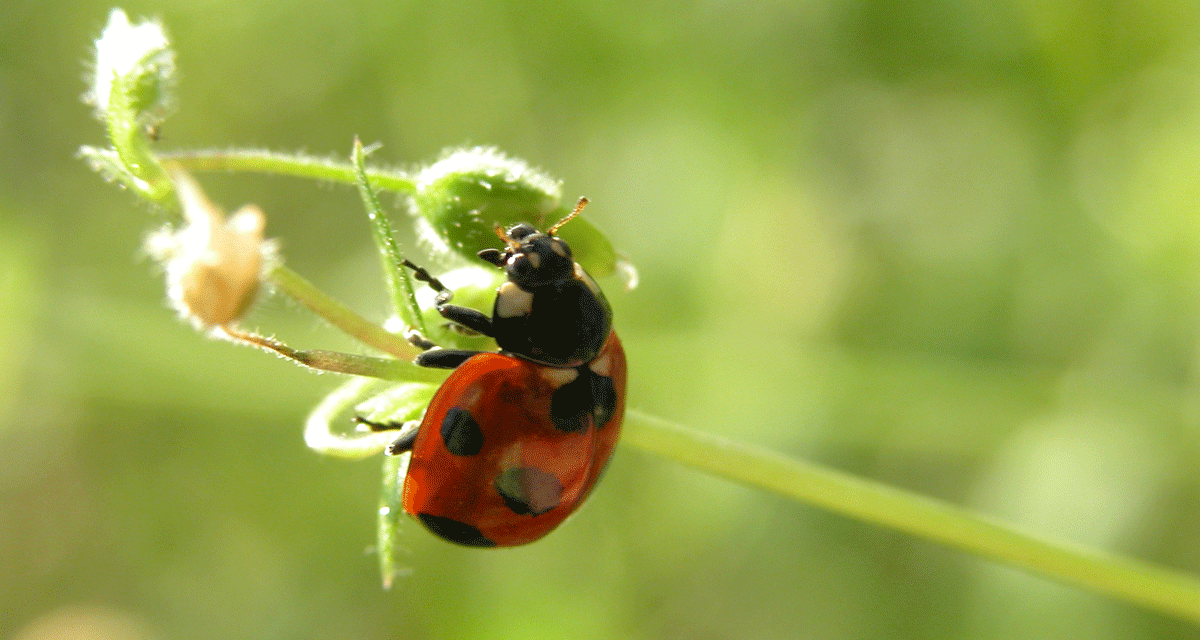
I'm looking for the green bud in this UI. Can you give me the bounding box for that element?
[83,9,175,203]
[87,9,175,124]
[412,147,618,276]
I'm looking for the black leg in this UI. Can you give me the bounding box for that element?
[386,427,420,455]
[402,258,494,337]
[354,416,409,431]
[415,349,482,369]
[437,305,493,336]
[352,417,421,455]
[405,329,438,351]
[402,259,455,305]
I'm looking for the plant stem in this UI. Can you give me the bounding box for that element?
[218,327,437,381]
[621,409,1200,624]
[378,453,409,589]
[305,377,396,459]
[160,148,418,193]
[351,138,425,333]
[267,264,420,360]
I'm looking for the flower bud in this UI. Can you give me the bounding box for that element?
[148,168,274,328]
[411,147,619,277]
[86,9,175,128]
[83,9,176,203]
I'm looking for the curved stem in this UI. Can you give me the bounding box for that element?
[160,148,418,193]
[305,377,397,459]
[621,409,1200,625]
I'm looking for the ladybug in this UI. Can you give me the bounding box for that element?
[362,198,627,547]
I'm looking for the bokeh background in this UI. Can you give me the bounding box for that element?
[6,0,1200,638]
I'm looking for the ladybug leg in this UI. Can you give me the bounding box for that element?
[401,259,456,306]
[399,305,485,369]
[401,259,495,337]
[353,415,413,432]
[352,417,421,455]
[404,329,439,351]
[385,426,420,455]
[414,349,481,369]
[401,322,484,369]
[435,305,494,337]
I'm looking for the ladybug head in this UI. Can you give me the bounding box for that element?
[478,198,587,289]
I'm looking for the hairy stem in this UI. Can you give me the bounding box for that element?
[267,265,420,360]
[218,327,439,381]
[622,409,1200,625]
[160,148,417,193]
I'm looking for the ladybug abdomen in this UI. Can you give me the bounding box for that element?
[403,333,627,547]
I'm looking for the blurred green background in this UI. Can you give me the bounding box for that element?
[6,0,1200,638]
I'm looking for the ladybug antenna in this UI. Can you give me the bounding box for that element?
[548,197,588,236]
[494,223,520,252]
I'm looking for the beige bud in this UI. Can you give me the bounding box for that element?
[153,168,272,327]
[87,9,171,115]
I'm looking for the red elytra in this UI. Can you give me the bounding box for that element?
[402,331,627,547]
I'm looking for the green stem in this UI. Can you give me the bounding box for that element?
[305,377,397,459]
[267,264,420,360]
[351,138,425,333]
[621,409,1200,624]
[378,453,409,589]
[106,91,174,204]
[219,327,439,381]
[160,148,418,193]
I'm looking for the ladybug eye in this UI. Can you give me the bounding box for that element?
[508,254,535,281]
[505,235,575,288]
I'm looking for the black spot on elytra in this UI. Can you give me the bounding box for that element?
[494,467,563,515]
[549,371,591,433]
[417,513,495,547]
[441,407,484,456]
[550,368,618,432]
[590,373,618,428]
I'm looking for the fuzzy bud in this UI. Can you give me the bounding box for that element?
[411,147,619,277]
[148,168,274,328]
[86,9,174,126]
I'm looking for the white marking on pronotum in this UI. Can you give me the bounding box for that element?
[576,264,603,296]
[495,282,533,318]
[527,252,541,270]
[540,367,578,387]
